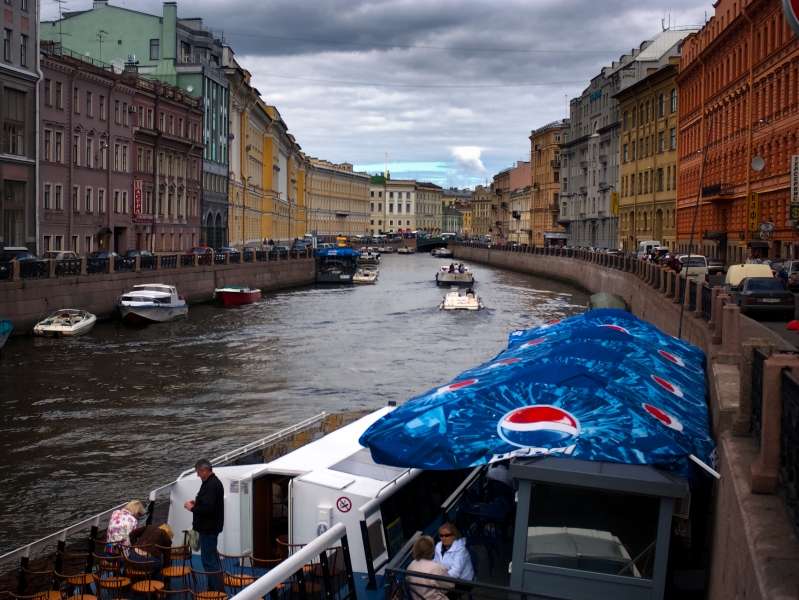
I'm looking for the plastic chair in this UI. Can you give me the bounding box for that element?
[21,568,60,600]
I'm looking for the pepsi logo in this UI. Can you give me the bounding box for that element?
[521,338,546,349]
[435,378,478,395]
[497,405,580,448]
[541,319,563,328]
[658,350,686,367]
[651,375,684,398]
[599,324,631,334]
[643,403,684,431]
[488,358,521,369]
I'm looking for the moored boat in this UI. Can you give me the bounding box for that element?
[356,251,380,266]
[215,286,262,306]
[353,267,379,284]
[439,286,484,310]
[0,318,11,348]
[431,247,453,258]
[33,309,97,337]
[436,263,474,286]
[117,284,188,324]
[397,246,416,255]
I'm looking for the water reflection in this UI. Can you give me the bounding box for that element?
[0,253,588,553]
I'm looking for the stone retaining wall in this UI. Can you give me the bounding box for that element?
[0,258,316,333]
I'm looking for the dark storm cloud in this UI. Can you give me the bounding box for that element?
[45,0,709,184]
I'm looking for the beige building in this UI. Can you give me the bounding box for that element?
[456,203,473,236]
[492,162,530,243]
[616,59,680,252]
[305,160,370,239]
[508,187,532,243]
[416,182,443,234]
[470,185,493,239]
[530,120,568,246]
[369,175,416,235]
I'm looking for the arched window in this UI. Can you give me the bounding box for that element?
[670,89,677,113]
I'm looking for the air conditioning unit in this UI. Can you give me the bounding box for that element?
[128,105,136,112]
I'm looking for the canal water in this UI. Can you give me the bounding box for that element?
[0,253,588,555]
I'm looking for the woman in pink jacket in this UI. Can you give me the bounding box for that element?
[407,536,455,600]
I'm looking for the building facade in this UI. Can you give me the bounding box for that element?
[508,186,531,243]
[369,176,416,235]
[415,181,442,234]
[306,159,369,240]
[676,0,798,262]
[531,120,567,246]
[43,0,230,248]
[1,0,39,251]
[442,205,463,234]
[615,61,681,252]
[442,187,472,207]
[560,30,695,249]
[470,185,492,239]
[455,202,472,236]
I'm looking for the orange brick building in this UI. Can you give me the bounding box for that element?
[676,0,799,262]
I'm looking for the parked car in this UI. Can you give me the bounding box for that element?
[86,251,121,260]
[41,251,78,261]
[274,245,289,253]
[707,258,725,275]
[0,248,47,278]
[122,249,154,258]
[724,264,774,293]
[186,246,213,255]
[782,260,799,291]
[678,255,709,282]
[216,247,240,254]
[1,247,39,262]
[731,277,795,320]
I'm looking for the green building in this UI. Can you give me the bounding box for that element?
[42,0,230,247]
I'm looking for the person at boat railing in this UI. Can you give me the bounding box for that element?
[407,536,455,600]
[457,263,465,273]
[105,500,145,555]
[127,523,175,572]
[449,263,455,273]
[434,523,474,581]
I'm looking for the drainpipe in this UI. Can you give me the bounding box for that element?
[743,7,755,258]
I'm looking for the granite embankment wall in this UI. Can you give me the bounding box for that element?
[0,258,315,333]
[453,244,799,600]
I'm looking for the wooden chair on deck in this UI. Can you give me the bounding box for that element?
[274,538,305,562]
[94,577,130,600]
[8,593,48,600]
[21,568,60,600]
[188,569,226,600]
[123,555,164,600]
[250,558,281,578]
[54,573,96,600]
[217,552,255,595]
[157,544,192,590]
[155,590,192,600]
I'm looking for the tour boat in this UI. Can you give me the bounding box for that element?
[431,247,453,258]
[117,284,188,324]
[353,267,379,284]
[33,309,97,337]
[357,251,380,266]
[397,247,416,255]
[380,245,396,254]
[0,318,11,348]
[439,286,484,310]
[214,286,262,306]
[436,263,475,286]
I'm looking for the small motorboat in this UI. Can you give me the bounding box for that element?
[117,284,188,325]
[357,251,380,266]
[353,267,379,284]
[0,319,11,348]
[215,286,262,306]
[381,246,396,254]
[431,247,453,258]
[439,287,484,311]
[397,247,416,255]
[33,309,96,337]
[436,263,474,286]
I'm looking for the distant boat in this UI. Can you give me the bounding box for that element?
[353,267,379,284]
[0,319,11,348]
[397,247,416,255]
[215,286,262,306]
[117,284,188,325]
[33,309,96,337]
[431,247,453,258]
[439,287,484,311]
[436,264,474,286]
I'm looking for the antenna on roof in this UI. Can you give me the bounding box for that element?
[97,29,108,62]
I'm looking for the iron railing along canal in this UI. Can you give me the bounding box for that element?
[780,368,799,539]
[751,349,767,449]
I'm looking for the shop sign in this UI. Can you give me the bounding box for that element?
[611,192,619,215]
[133,179,143,214]
[792,155,799,202]
[589,89,602,101]
[789,203,799,223]
[747,192,759,233]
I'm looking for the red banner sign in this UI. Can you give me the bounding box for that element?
[133,179,143,214]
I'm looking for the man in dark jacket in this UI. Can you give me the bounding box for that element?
[184,459,224,591]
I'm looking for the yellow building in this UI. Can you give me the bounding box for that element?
[470,185,492,239]
[416,182,443,234]
[530,121,567,247]
[305,159,370,239]
[508,187,531,243]
[615,59,680,252]
[456,202,472,236]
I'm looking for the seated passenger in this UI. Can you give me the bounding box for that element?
[434,524,474,581]
[407,536,454,600]
[127,524,175,572]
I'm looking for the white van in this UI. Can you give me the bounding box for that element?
[679,255,709,282]
[724,264,774,293]
[638,240,661,255]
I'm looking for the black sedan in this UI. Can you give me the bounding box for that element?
[732,277,795,319]
[707,258,725,275]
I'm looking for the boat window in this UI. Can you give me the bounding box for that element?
[525,484,659,579]
[121,296,133,301]
[330,449,407,482]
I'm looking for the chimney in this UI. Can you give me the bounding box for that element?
[93,0,107,8]
[162,2,177,61]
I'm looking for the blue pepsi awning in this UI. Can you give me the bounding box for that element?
[315,247,362,258]
[359,309,716,480]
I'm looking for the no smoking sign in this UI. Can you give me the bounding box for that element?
[336,496,352,513]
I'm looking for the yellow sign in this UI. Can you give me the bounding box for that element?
[791,204,799,221]
[747,192,759,233]
[611,192,619,215]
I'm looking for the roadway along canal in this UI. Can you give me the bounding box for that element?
[0,252,588,554]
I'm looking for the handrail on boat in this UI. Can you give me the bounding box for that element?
[229,523,352,600]
[0,503,126,565]
[440,466,484,520]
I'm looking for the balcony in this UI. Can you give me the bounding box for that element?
[557,214,571,224]
[533,182,540,189]
[701,183,735,200]
[491,204,497,211]
[598,211,607,218]
[580,160,589,169]
[548,203,559,211]
[495,221,502,227]
[177,53,221,72]
[598,181,609,191]
[550,159,561,168]
[599,154,608,163]
[579,212,587,219]
[579,186,588,195]
[501,202,508,209]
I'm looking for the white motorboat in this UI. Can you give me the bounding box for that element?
[436,263,475,286]
[353,267,379,284]
[397,247,416,255]
[431,247,453,258]
[439,286,484,310]
[117,284,188,325]
[357,251,380,266]
[33,309,96,337]
[380,245,396,254]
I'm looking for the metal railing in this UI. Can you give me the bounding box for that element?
[779,368,799,540]
[86,258,109,275]
[689,280,697,311]
[269,251,278,261]
[19,261,48,279]
[702,285,712,321]
[214,253,227,266]
[256,250,267,262]
[180,254,194,267]
[160,254,177,269]
[243,251,254,263]
[0,261,10,280]
[229,252,241,264]
[113,257,136,273]
[678,275,686,304]
[55,259,81,277]
[140,255,157,270]
[751,349,767,449]
[197,254,212,266]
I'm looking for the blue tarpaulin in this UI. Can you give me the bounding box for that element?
[315,247,362,258]
[360,309,716,479]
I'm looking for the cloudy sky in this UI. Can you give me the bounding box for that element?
[44,0,708,187]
